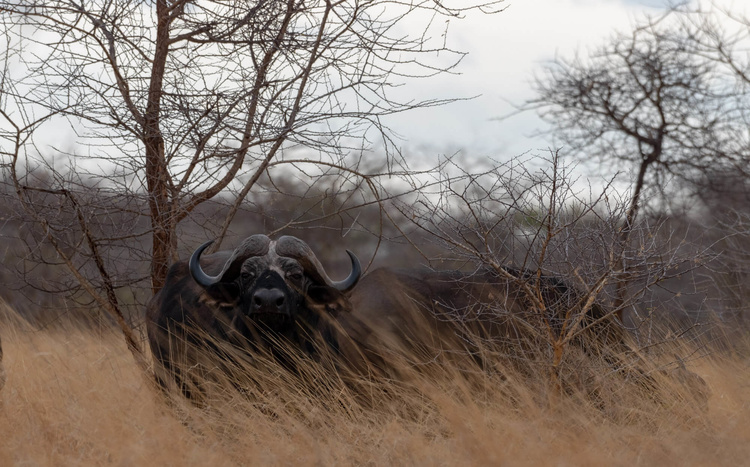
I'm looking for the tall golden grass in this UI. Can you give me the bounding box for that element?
[1,307,748,466]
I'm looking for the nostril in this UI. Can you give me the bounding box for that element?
[252,288,286,312]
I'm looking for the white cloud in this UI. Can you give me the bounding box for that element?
[382,0,672,157]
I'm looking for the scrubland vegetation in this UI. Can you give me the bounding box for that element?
[0,303,748,466]
[2,151,749,465]
[2,2,750,465]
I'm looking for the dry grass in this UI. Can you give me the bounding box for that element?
[0,312,748,466]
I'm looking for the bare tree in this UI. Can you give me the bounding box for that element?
[391,151,711,400]
[0,1,504,363]
[527,14,733,236]
[520,12,750,317]
[672,2,750,151]
[641,3,750,326]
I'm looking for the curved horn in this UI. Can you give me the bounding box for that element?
[189,235,272,288]
[275,236,361,292]
[335,250,361,292]
[189,240,219,287]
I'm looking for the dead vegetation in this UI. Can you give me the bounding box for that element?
[1,303,748,466]
[1,150,747,465]
[1,3,749,464]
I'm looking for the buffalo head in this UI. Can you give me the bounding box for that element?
[146,234,361,400]
[189,234,360,328]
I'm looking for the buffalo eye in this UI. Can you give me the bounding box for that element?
[286,271,303,282]
[241,271,255,282]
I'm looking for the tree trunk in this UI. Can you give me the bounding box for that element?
[621,158,650,244]
[145,0,175,293]
[614,155,655,319]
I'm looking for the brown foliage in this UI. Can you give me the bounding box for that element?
[0,305,747,466]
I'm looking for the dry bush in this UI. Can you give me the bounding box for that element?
[2,301,749,466]
[1,149,748,464]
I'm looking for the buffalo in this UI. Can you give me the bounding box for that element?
[147,234,362,399]
[146,234,636,401]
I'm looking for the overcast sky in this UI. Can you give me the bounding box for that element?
[383,0,677,159]
[20,0,746,176]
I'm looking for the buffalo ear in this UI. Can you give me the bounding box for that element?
[307,285,352,316]
[205,282,241,304]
